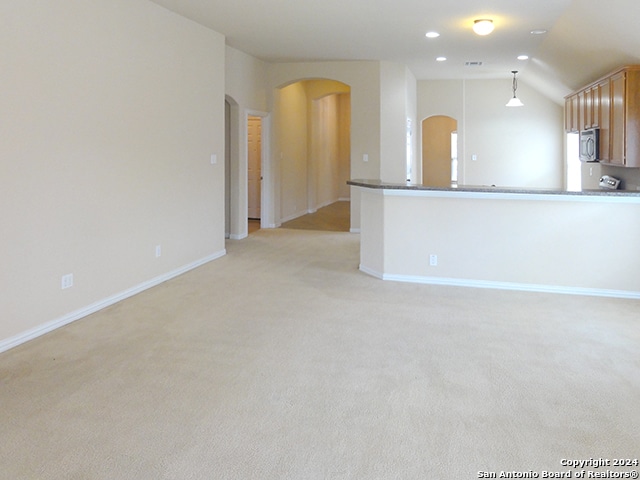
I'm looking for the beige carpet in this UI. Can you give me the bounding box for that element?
[1,228,639,479]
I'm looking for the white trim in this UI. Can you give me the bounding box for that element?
[382,188,640,204]
[359,264,383,278]
[350,228,361,233]
[367,271,640,299]
[280,209,310,223]
[229,233,247,240]
[0,250,226,354]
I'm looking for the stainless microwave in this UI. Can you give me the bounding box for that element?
[579,128,599,162]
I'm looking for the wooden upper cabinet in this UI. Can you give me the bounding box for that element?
[598,79,611,162]
[609,71,626,166]
[564,97,573,132]
[565,65,640,167]
[577,90,586,131]
[589,86,599,128]
[565,94,580,132]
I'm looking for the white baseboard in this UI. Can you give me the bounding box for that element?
[360,267,640,299]
[280,210,310,223]
[229,233,247,240]
[0,250,226,354]
[350,228,361,233]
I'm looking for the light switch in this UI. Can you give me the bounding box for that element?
[210,154,217,165]
[363,154,369,162]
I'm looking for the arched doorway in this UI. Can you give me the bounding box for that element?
[422,115,458,187]
[275,79,351,231]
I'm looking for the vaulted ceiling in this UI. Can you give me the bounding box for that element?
[148,0,640,104]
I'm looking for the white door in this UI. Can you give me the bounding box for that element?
[247,116,262,219]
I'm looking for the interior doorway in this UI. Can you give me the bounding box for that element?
[247,115,262,229]
[422,115,458,187]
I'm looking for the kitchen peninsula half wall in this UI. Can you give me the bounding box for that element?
[350,180,640,298]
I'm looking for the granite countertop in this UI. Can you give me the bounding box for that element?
[347,179,640,197]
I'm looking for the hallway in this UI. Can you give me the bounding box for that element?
[249,201,350,234]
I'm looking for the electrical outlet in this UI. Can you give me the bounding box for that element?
[155,245,162,258]
[429,254,438,266]
[61,273,74,289]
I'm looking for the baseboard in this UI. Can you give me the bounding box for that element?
[350,228,361,233]
[229,233,247,240]
[359,264,383,279]
[361,267,640,299]
[280,210,310,223]
[0,249,226,354]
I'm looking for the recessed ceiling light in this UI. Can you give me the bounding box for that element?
[530,29,548,35]
[517,55,529,60]
[436,56,447,62]
[472,19,494,36]
[425,31,440,38]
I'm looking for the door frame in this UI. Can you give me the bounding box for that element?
[245,109,271,230]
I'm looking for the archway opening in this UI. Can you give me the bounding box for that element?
[275,79,351,231]
[422,115,458,187]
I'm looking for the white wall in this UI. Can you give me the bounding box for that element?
[418,79,564,188]
[380,62,415,183]
[276,82,309,222]
[1,0,225,349]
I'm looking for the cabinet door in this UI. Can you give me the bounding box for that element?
[565,96,577,132]
[598,80,610,162]
[590,86,599,128]
[624,70,640,167]
[570,94,580,132]
[584,87,593,128]
[577,90,586,131]
[610,72,626,166]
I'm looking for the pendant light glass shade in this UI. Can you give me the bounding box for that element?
[506,97,524,107]
[506,71,524,107]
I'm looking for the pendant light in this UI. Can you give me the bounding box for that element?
[506,71,524,107]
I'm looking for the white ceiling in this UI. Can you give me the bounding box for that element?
[148,0,640,103]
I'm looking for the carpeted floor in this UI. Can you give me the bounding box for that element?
[1,228,639,479]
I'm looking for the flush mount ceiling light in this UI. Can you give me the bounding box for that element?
[425,31,440,38]
[506,70,524,107]
[472,19,494,36]
[436,56,447,62]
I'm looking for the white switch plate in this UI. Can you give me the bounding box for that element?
[429,254,438,266]
[61,273,74,289]
[155,245,162,258]
[472,154,478,161]
[363,154,369,162]
[210,154,217,165]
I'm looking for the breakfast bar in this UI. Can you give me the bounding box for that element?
[349,179,640,298]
